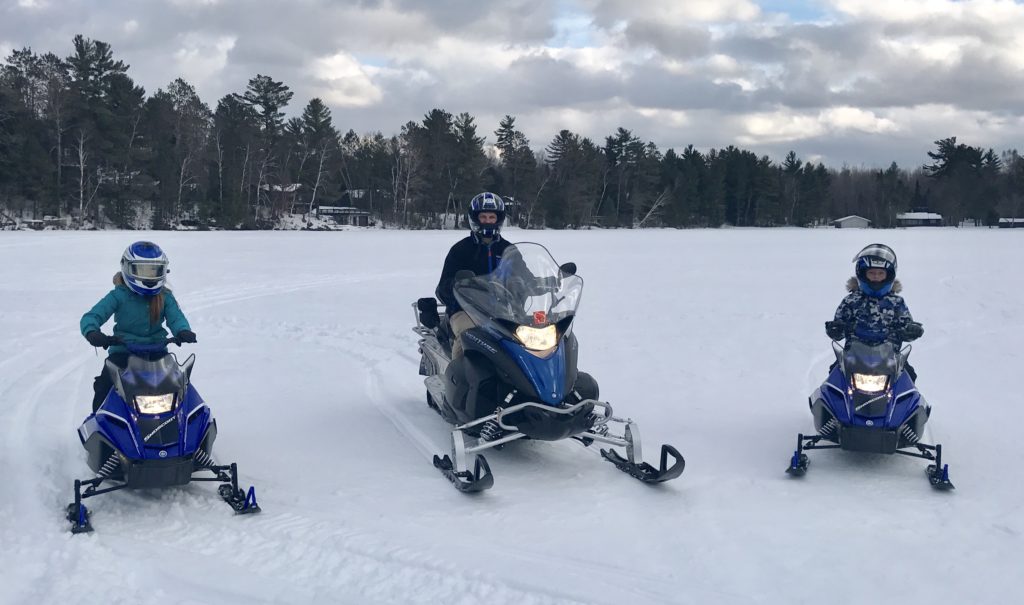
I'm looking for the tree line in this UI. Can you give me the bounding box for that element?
[1,36,1022,229]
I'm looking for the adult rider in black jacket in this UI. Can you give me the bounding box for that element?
[435,192,511,358]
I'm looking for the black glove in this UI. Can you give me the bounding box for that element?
[176,329,197,344]
[899,322,924,341]
[825,320,848,341]
[85,331,119,349]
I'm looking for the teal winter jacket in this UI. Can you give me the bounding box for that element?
[80,276,191,355]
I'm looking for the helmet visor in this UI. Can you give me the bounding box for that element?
[854,245,896,267]
[127,261,166,279]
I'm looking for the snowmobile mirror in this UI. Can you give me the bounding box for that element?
[559,262,577,276]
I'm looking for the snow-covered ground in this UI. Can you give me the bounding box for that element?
[0,228,1020,605]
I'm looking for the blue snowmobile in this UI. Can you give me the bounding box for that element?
[68,339,260,533]
[786,326,953,489]
[413,243,684,492]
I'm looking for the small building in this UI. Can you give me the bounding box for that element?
[832,215,871,229]
[316,206,372,227]
[998,218,1024,228]
[896,212,943,227]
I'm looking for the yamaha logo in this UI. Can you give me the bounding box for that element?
[158,450,168,458]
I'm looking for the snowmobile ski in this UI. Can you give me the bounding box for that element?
[600,444,685,484]
[433,454,494,493]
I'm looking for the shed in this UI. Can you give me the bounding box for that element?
[832,215,872,229]
[896,212,943,227]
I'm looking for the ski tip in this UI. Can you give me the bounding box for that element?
[927,464,955,490]
[66,503,94,534]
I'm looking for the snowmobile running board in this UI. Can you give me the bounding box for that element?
[67,462,261,534]
[435,399,685,492]
[785,433,954,490]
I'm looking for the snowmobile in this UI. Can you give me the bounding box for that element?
[68,339,260,533]
[413,242,684,492]
[786,326,953,489]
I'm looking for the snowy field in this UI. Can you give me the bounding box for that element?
[0,227,1021,605]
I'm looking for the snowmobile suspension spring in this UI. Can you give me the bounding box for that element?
[479,420,503,442]
[96,453,119,479]
[901,425,919,444]
[819,418,838,438]
[194,448,215,468]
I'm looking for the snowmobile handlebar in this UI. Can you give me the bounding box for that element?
[123,338,186,354]
[825,320,923,343]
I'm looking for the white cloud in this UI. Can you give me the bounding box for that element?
[587,0,761,24]
[173,33,236,86]
[4,0,1024,167]
[169,0,221,6]
[829,0,1024,24]
[879,37,971,65]
[737,107,898,145]
[636,107,691,127]
[308,52,383,108]
[738,111,826,144]
[821,107,899,133]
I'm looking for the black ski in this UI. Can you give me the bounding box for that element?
[433,454,494,492]
[600,444,685,484]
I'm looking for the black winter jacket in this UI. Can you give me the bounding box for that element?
[435,235,511,313]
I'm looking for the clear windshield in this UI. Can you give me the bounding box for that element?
[120,355,185,398]
[843,340,899,377]
[453,243,583,327]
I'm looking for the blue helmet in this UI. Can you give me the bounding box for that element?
[853,243,896,297]
[468,192,506,240]
[121,241,168,297]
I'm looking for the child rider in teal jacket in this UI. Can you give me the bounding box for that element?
[80,241,196,411]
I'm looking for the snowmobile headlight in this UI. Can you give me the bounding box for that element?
[515,324,557,352]
[135,394,175,415]
[852,373,887,393]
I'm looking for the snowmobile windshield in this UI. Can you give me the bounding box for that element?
[453,242,583,328]
[843,340,898,378]
[120,354,186,399]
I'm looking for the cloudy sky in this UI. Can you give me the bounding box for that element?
[3,0,1023,169]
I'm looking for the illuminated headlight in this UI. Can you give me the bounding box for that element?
[515,324,557,351]
[852,373,887,393]
[135,394,175,415]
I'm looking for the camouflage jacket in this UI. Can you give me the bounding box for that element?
[834,278,914,345]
